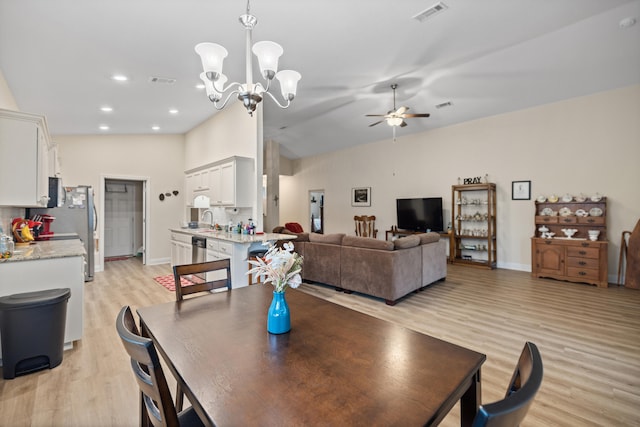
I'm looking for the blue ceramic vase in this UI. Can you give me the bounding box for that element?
[267,291,291,334]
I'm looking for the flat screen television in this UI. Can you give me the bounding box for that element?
[396,197,444,233]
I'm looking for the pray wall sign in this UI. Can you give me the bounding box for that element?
[463,177,483,185]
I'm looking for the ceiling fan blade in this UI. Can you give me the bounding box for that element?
[400,121,408,127]
[365,114,386,117]
[396,106,409,115]
[402,113,430,118]
[369,120,385,127]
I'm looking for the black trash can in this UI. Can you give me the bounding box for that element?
[0,288,71,379]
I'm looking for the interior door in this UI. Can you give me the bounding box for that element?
[104,181,135,257]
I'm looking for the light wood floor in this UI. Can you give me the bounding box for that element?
[1,258,638,426]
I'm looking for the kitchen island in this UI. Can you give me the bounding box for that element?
[0,239,85,362]
[169,229,296,288]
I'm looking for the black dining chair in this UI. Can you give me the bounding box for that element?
[116,306,205,427]
[472,341,543,427]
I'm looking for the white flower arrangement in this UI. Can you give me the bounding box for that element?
[247,241,303,293]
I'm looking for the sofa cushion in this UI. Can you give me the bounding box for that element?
[342,235,394,251]
[272,226,285,233]
[309,233,345,245]
[394,235,421,249]
[419,232,441,245]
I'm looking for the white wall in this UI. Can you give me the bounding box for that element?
[54,134,185,266]
[184,101,263,229]
[279,85,640,278]
[184,101,258,168]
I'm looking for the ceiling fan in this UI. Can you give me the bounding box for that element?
[366,83,430,140]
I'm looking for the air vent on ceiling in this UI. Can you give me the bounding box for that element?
[435,101,452,109]
[148,76,176,85]
[413,2,448,23]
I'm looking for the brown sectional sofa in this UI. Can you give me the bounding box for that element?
[273,228,446,305]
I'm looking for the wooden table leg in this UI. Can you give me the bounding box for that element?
[460,369,481,427]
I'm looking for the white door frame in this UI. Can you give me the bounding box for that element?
[99,174,149,270]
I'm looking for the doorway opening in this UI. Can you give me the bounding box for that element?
[309,190,324,234]
[101,176,148,267]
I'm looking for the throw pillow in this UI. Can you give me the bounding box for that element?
[394,235,421,249]
[285,222,304,233]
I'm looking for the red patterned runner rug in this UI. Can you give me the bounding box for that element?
[153,274,203,292]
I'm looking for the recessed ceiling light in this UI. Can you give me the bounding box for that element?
[151,125,160,131]
[100,106,113,112]
[169,109,179,114]
[99,125,110,131]
[112,74,128,82]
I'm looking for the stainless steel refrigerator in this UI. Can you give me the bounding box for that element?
[29,185,96,281]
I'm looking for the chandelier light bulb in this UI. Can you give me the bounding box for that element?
[252,41,283,80]
[276,70,302,100]
[195,43,228,81]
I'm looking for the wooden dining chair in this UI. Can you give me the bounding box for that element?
[354,215,378,238]
[471,341,543,427]
[116,306,204,427]
[172,259,231,302]
[172,259,232,410]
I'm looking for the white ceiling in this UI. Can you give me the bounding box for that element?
[1,0,639,159]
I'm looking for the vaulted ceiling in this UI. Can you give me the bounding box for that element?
[1,0,638,159]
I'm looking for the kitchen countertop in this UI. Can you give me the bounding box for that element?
[170,228,296,244]
[0,239,86,263]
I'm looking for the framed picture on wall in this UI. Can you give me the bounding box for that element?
[351,187,371,207]
[512,180,531,200]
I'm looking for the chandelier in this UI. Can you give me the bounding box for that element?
[195,0,301,116]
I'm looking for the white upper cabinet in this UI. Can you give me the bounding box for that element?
[0,109,51,207]
[209,157,253,207]
[185,156,254,208]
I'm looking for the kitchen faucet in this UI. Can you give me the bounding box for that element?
[201,209,214,227]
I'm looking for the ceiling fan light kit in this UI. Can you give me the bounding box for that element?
[195,0,301,116]
[366,83,430,132]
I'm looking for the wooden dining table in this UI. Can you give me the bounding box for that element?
[137,285,486,426]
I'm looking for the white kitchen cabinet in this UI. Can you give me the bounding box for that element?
[170,232,192,266]
[0,251,84,357]
[209,157,254,207]
[185,156,254,208]
[185,169,210,206]
[48,141,61,177]
[0,109,51,207]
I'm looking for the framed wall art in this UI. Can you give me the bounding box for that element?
[351,187,371,207]
[512,180,531,200]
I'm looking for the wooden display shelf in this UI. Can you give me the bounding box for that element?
[451,183,497,269]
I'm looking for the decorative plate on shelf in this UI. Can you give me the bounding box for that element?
[548,194,559,203]
[562,194,573,202]
[589,207,603,217]
[575,209,588,217]
[536,195,547,203]
[575,194,587,202]
[559,207,573,217]
[541,207,554,216]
